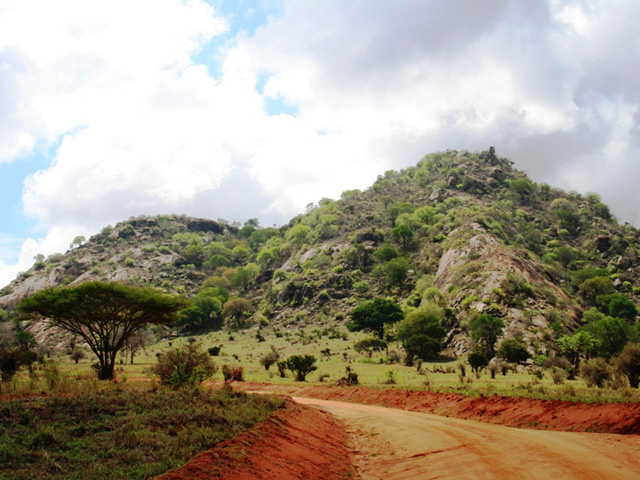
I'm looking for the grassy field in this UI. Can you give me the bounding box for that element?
[0,384,283,480]
[6,322,638,405]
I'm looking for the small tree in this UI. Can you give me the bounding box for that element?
[124,328,154,364]
[468,349,489,377]
[19,282,189,380]
[354,338,388,357]
[469,314,505,359]
[396,307,446,363]
[223,298,252,330]
[70,348,86,364]
[557,330,599,375]
[284,355,317,381]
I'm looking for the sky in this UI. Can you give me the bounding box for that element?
[1,0,640,288]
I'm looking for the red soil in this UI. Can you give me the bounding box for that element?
[155,398,356,480]
[231,382,640,435]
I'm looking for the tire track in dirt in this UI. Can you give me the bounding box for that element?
[295,397,640,480]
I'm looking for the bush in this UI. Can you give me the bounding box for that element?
[550,366,569,385]
[284,355,317,381]
[208,346,221,356]
[336,366,359,385]
[497,339,530,364]
[222,364,244,382]
[613,343,640,388]
[154,343,217,388]
[468,349,489,377]
[259,348,280,371]
[579,358,613,388]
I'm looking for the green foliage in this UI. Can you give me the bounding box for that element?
[395,306,446,361]
[230,263,260,292]
[468,348,489,376]
[579,316,630,359]
[284,354,317,381]
[506,178,534,199]
[384,256,411,289]
[259,347,280,370]
[222,298,252,330]
[391,224,413,247]
[373,244,400,262]
[348,298,404,339]
[469,314,505,359]
[18,282,189,380]
[497,339,530,364]
[153,343,217,388]
[579,276,615,302]
[557,330,600,372]
[353,337,388,357]
[286,224,312,245]
[605,294,638,321]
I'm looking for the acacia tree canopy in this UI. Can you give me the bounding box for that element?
[18,282,189,380]
[348,298,404,339]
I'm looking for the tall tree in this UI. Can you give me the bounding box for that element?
[18,282,188,380]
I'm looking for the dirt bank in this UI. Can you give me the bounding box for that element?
[155,398,356,480]
[226,382,640,435]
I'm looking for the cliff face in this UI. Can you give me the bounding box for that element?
[434,224,581,355]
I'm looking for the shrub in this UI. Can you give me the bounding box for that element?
[497,339,530,364]
[259,348,280,371]
[208,346,221,356]
[468,349,489,378]
[276,361,287,378]
[579,358,613,388]
[613,343,640,388]
[70,348,87,364]
[336,366,359,385]
[284,355,317,381]
[154,343,217,388]
[550,366,569,385]
[222,364,244,382]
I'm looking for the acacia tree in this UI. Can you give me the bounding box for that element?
[18,282,188,380]
[348,298,404,339]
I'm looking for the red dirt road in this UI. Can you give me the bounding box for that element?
[296,396,640,480]
[234,382,640,434]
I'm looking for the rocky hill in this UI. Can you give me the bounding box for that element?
[2,149,638,357]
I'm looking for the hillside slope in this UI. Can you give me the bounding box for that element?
[2,149,638,357]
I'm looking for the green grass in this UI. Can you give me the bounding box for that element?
[0,386,283,480]
[9,322,639,405]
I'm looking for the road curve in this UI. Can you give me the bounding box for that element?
[293,397,640,480]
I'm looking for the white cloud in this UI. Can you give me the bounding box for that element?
[2,0,640,288]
